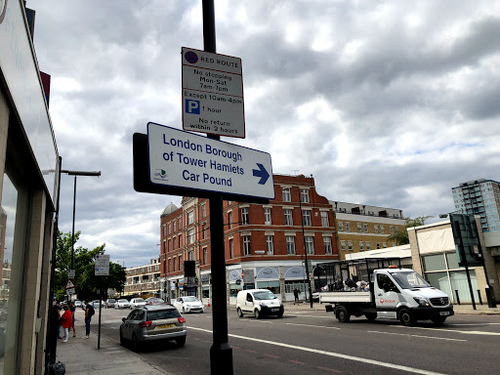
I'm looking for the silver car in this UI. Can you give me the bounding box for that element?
[119,305,187,351]
[115,299,130,309]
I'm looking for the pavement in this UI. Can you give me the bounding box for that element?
[55,302,500,374]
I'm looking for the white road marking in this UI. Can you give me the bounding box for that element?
[189,326,448,375]
[396,326,500,336]
[367,330,467,342]
[287,323,340,330]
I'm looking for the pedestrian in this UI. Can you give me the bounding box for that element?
[293,288,300,304]
[54,301,62,339]
[60,305,72,343]
[83,301,94,339]
[69,301,76,337]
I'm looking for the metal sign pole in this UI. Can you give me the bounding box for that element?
[203,1,233,374]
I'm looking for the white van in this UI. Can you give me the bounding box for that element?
[236,289,284,319]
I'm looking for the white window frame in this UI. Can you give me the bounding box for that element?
[323,237,332,255]
[302,210,312,226]
[264,207,272,225]
[305,236,314,255]
[321,211,329,227]
[282,187,291,202]
[266,235,274,255]
[286,236,296,255]
[243,235,251,256]
[284,209,293,225]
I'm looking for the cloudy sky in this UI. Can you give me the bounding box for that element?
[29,0,500,267]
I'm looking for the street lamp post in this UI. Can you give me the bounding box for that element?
[61,170,101,271]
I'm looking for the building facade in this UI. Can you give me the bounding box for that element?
[0,2,60,373]
[122,258,162,298]
[160,174,339,303]
[331,201,405,260]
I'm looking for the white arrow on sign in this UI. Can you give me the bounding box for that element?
[147,122,274,199]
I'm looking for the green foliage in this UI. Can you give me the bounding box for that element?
[55,231,126,301]
[386,216,431,245]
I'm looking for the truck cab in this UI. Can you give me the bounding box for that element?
[372,268,453,325]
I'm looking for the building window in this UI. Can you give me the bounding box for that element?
[348,241,353,251]
[301,189,309,203]
[302,210,312,226]
[168,239,171,252]
[282,187,291,202]
[266,235,274,255]
[323,237,332,255]
[383,242,387,248]
[321,211,329,227]
[380,225,385,234]
[366,241,371,251]
[203,247,208,264]
[305,236,314,255]
[264,207,272,225]
[173,221,176,232]
[359,241,364,251]
[188,210,194,225]
[178,218,182,230]
[243,235,251,255]
[168,223,171,234]
[188,250,194,261]
[286,236,296,255]
[364,223,368,233]
[179,255,182,270]
[284,209,293,225]
[390,226,394,235]
[374,225,379,234]
[376,242,381,249]
[345,222,351,232]
[228,211,232,229]
[338,221,343,231]
[202,223,207,239]
[340,240,346,251]
[168,259,171,272]
[241,207,249,225]
[357,223,362,233]
[173,257,176,271]
[178,235,181,248]
[202,203,206,218]
[188,228,194,244]
[229,238,234,259]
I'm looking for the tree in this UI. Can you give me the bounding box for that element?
[55,231,126,302]
[386,216,431,245]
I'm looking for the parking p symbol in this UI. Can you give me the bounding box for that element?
[185,99,200,114]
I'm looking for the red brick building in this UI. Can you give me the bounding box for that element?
[160,174,338,303]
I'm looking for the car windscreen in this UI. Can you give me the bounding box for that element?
[147,309,181,320]
[253,291,276,300]
[390,271,430,289]
[183,297,198,302]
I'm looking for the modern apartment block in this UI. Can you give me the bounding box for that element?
[452,179,500,233]
[123,258,162,297]
[331,201,406,260]
[160,174,338,303]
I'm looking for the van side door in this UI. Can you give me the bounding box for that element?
[375,272,400,313]
[244,293,254,312]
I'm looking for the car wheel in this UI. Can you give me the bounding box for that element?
[336,306,350,323]
[254,309,261,319]
[365,313,377,322]
[399,308,415,326]
[237,308,244,318]
[132,333,141,352]
[175,336,186,347]
[431,316,446,326]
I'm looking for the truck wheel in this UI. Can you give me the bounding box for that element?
[237,308,244,318]
[399,308,415,326]
[365,313,377,322]
[336,306,350,323]
[431,316,446,326]
[254,309,261,319]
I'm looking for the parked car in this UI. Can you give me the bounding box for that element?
[74,301,82,308]
[145,297,165,305]
[105,298,116,308]
[173,296,204,313]
[129,298,146,309]
[119,305,187,351]
[91,300,105,309]
[115,299,130,309]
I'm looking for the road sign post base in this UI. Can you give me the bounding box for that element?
[210,343,233,375]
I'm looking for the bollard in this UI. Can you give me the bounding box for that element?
[485,286,497,308]
[455,290,461,305]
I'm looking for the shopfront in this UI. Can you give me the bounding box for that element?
[0,1,60,373]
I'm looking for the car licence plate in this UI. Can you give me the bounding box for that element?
[271,308,279,312]
[440,311,450,316]
[157,323,174,329]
